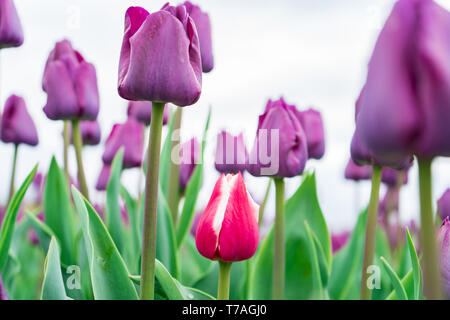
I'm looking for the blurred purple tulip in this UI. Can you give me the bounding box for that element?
[294,108,325,159]
[118,5,202,106]
[215,131,248,174]
[381,167,409,187]
[0,94,38,146]
[42,39,100,121]
[102,118,144,169]
[331,231,350,254]
[438,189,450,221]
[95,164,111,191]
[438,217,450,298]
[0,0,23,49]
[79,120,101,146]
[127,101,170,126]
[0,273,7,300]
[248,97,308,178]
[179,138,200,191]
[344,158,372,181]
[183,1,214,72]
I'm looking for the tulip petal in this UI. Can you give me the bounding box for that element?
[74,62,100,120]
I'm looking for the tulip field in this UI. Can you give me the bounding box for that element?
[0,0,450,303]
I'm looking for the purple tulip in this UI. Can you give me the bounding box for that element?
[179,138,200,191]
[438,189,450,221]
[95,164,111,191]
[381,167,409,187]
[344,158,372,181]
[127,101,170,126]
[294,108,325,160]
[356,0,450,160]
[79,120,101,146]
[331,231,350,254]
[118,5,202,106]
[42,39,99,121]
[247,97,308,178]
[102,118,144,169]
[215,131,248,174]
[0,0,23,49]
[0,273,7,300]
[183,1,214,72]
[0,95,38,146]
[438,217,450,298]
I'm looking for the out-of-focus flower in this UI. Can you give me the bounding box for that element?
[437,217,450,298]
[183,1,214,72]
[118,5,202,106]
[0,0,23,49]
[294,108,325,159]
[195,173,259,261]
[0,272,7,300]
[95,164,111,191]
[438,189,450,221]
[42,39,99,121]
[0,95,38,146]
[79,120,101,146]
[248,97,308,178]
[344,158,372,181]
[381,167,409,187]
[331,231,350,254]
[179,137,200,191]
[356,0,450,160]
[102,118,144,169]
[127,101,170,126]
[215,131,247,174]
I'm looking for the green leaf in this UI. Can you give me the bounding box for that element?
[386,269,414,300]
[41,237,68,300]
[0,164,37,272]
[405,227,422,300]
[159,112,176,196]
[72,187,138,300]
[154,259,184,300]
[179,235,213,286]
[380,256,408,300]
[27,212,57,255]
[304,221,324,299]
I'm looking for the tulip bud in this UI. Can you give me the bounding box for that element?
[438,189,450,221]
[0,95,38,146]
[294,108,325,160]
[79,120,101,146]
[0,0,23,49]
[179,137,201,191]
[118,5,202,106]
[215,131,248,174]
[247,97,308,178]
[102,118,144,169]
[0,273,7,300]
[127,101,170,126]
[42,40,100,121]
[182,1,214,72]
[344,158,372,181]
[195,173,259,261]
[437,217,450,298]
[95,164,111,191]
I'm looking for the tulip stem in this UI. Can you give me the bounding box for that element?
[273,177,285,300]
[360,165,382,300]
[7,144,19,205]
[167,107,183,224]
[217,261,232,300]
[418,158,443,300]
[140,102,165,300]
[72,120,90,201]
[63,120,70,182]
[258,179,272,226]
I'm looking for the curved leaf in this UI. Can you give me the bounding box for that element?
[41,237,68,300]
[380,256,408,300]
[405,227,422,300]
[304,221,324,299]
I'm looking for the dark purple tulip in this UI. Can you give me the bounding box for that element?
[0,273,7,300]
[438,189,450,221]
[102,118,144,169]
[381,167,409,187]
[183,1,214,72]
[344,158,372,181]
[0,0,23,49]
[247,98,308,178]
[356,0,450,160]
[331,231,350,254]
[79,120,101,146]
[294,108,325,160]
[0,95,38,146]
[378,187,399,221]
[127,101,170,126]
[95,164,111,191]
[215,131,248,174]
[179,137,200,191]
[438,217,450,298]
[118,5,202,106]
[42,39,99,121]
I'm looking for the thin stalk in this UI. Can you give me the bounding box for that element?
[63,120,70,182]
[167,107,183,224]
[72,120,90,201]
[360,165,382,300]
[418,158,443,300]
[140,102,165,300]
[273,178,285,300]
[258,179,272,226]
[7,144,19,205]
[217,261,232,300]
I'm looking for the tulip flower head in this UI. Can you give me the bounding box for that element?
[344,158,372,181]
[179,137,201,191]
[381,167,409,187]
[1,95,38,146]
[0,0,23,49]
[127,100,170,126]
[195,173,259,262]
[118,4,202,106]
[294,108,325,160]
[438,217,450,298]
[438,189,450,221]
[95,164,111,191]
[215,131,248,174]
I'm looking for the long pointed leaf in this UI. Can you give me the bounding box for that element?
[380,256,408,300]
[41,237,68,300]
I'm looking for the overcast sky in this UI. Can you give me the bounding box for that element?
[2,0,450,232]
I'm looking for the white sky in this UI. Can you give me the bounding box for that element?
[2,0,450,232]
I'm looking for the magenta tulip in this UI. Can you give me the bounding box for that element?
[331,231,350,254]
[438,217,450,298]
[127,101,170,126]
[438,189,450,221]
[294,108,325,160]
[179,137,201,191]
[215,131,248,174]
[344,158,372,181]
[95,164,111,191]
[0,0,23,49]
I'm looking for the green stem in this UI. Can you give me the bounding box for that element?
[418,158,443,300]
[7,144,19,205]
[63,120,70,182]
[273,178,285,300]
[167,107,183,225]
[360,165,382,300]
[258,179,272,226]
[72,120,90,202]
[217,261,232,300]
[140,102,165,300]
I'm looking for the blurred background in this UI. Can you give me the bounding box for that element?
[2,0,450,233]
